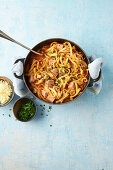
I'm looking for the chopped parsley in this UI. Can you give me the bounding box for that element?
[18,101,35,121]
[38,105,53,117]
[60,69,62,73]
[49,106,52,110]
[58,80,60,84]
[45,66,47,70]
[9,114,11,117]
[50,125,52,127]
[42,107,45,111]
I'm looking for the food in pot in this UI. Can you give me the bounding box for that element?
[0,80,12,105]
[25,42,89,103]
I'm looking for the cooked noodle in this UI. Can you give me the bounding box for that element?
[25,42,89,103]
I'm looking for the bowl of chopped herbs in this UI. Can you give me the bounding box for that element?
[13,97,36,122]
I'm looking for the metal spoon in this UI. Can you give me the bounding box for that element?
[0,30,42,55]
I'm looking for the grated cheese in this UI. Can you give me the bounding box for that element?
[0,80,12,104]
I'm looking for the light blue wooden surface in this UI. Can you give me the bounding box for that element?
[0,0,113,170]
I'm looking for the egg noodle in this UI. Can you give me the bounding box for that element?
[25,42,89,103]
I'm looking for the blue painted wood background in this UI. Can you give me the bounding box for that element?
[0,0,113,170]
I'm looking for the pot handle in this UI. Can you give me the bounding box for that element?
[13,58,25,80]
[88,69,101,87]
[87,56,105,88]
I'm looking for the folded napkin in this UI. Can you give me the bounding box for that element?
[12,57,29,97]
[87,56,105,94]
[12,56,105,97]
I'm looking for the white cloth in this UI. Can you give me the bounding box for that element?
[88,57,105,79]
[12,57,29,97]
[87,56,105,94]
[12,61,23,76]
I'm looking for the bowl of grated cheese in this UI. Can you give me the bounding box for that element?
[0,76,14,106]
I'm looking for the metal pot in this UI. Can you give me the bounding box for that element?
[14,38,101,104]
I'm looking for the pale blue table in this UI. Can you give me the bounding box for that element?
[0,0,113,170]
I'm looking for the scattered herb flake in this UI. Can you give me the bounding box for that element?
[58,80,60,84]
[49,106,52,110]
[9,114,11,117]
[50,125,52,127]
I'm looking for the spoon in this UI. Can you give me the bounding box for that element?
[0,30,42,55]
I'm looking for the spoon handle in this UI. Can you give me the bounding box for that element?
[0,30,41,55]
